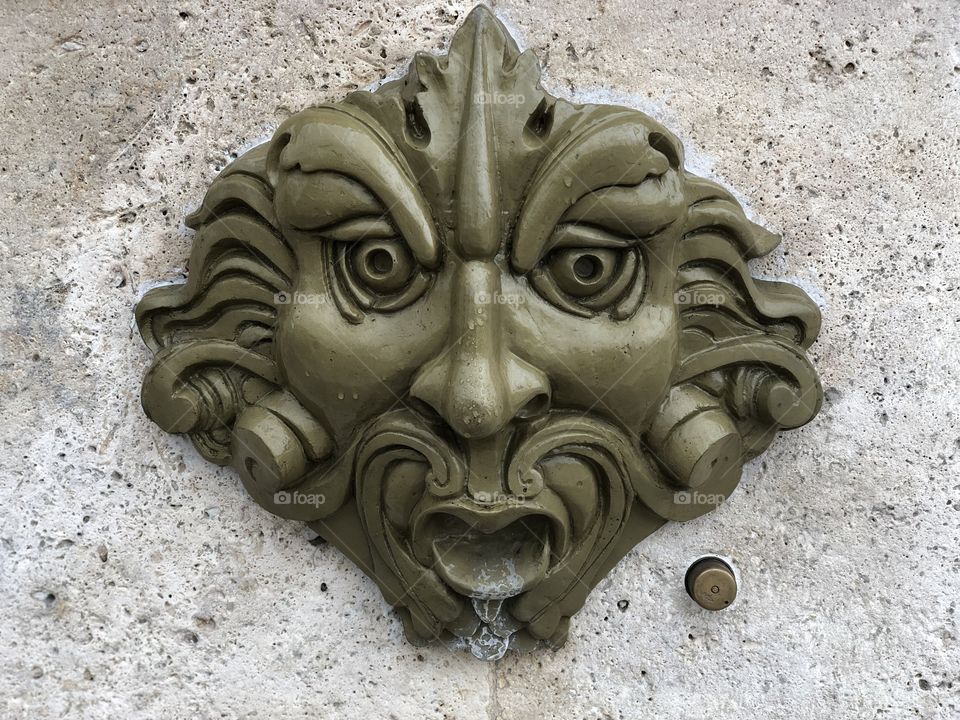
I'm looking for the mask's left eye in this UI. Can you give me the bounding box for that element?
[331,237,432,315]
[546,248,621,298]
[530,244,645,318]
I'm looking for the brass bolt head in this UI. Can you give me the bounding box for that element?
[685,557,737,610]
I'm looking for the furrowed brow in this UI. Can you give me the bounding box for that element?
[269,105,440,268]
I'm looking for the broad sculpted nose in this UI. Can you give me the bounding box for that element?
[410,261,550,439]
[411,346,550,439]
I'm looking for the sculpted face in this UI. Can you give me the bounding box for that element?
[136,7,822,657]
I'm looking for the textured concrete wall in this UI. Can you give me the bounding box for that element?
[1,1,958,718]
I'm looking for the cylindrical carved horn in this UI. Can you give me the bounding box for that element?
[646,384,743,490]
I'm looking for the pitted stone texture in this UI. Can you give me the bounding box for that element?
[0,1,957,719]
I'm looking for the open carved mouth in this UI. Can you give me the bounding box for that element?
[353,409,642,647]
[425,512,553,600]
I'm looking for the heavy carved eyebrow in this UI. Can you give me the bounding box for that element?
[512,112,687,272]
[290,207,430,260]
[268,105,440,268]
[513,176,685,270]
[311,216,397,242]
[278,170,417,248]
[548,223,636,249]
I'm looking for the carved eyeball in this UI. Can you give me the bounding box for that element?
[351,239,417,294]
[332,238,432,314]
[531,245,643,316]
[547,248,620,297]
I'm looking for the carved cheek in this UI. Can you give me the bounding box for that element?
[275,264,449,442]
[510,302,678,429]
[596,305,680,428]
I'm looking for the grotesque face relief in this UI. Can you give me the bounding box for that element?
[136,6,822,658]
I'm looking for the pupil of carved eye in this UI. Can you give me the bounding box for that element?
[547,247,620,299]
[573,254,601,282]
[351,240,417,295]
[366,248,395,276]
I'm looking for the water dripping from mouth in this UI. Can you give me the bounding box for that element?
[472,597,503,624]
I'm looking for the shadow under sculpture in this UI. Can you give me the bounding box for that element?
[135,6,822,658]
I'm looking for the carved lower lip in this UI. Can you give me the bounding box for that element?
[427,513,552,600]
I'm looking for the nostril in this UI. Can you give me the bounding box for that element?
[407,395,443,423]
[516,393,550,420]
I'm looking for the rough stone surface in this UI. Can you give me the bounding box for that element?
[1,1,957,718]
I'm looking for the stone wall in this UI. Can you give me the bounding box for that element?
[1,1,957,718]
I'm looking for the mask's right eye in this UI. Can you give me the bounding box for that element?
[323,217,433,318]
[273,165,439,321]
[345,238,421,296]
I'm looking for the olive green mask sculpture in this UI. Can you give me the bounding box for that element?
[136,6,822,658]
